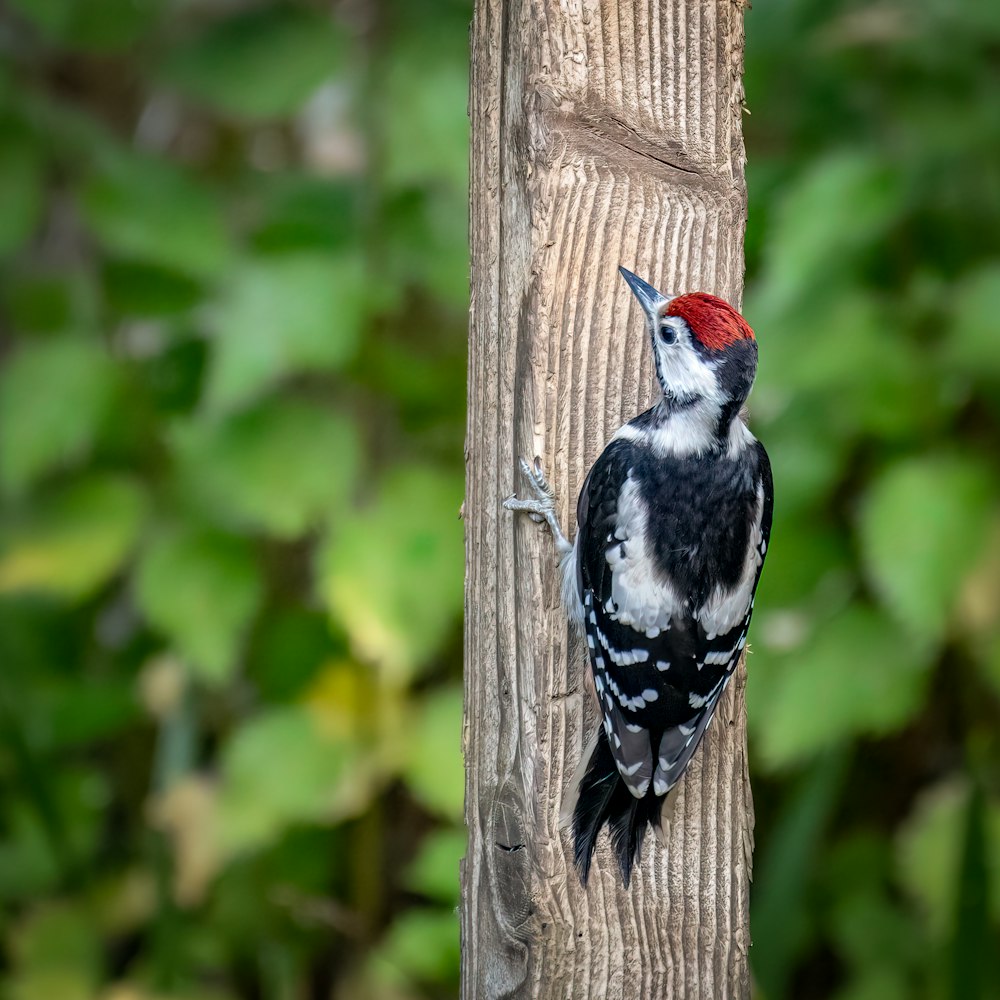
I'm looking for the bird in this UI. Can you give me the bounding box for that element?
[503,266,773,886]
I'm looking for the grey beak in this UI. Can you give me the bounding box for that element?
[618,266,672,318]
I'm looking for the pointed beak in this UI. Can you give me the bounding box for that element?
[618,266,672,319]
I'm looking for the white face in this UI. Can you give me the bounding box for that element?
[650,314,723,407]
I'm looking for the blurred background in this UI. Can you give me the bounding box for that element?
[0,0,997,998]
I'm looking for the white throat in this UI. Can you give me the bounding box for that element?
[612,316,755,458]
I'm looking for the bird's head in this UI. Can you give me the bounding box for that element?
[619,267,757,423]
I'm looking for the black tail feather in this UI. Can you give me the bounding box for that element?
[572,727,664,886]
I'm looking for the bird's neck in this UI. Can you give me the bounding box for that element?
[613,396,750,459]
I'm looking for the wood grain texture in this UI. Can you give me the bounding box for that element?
[462,2,752,997]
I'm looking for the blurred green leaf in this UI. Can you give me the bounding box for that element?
[0,767,107,903]
[216,704,366,855]
[0,126,44,257]
[0,476,145,599]
[370,908,460,987]
[383,187,469,308]
[759,151,906,309]
[251,175,363,254]
[204,252,365,413]
[753,291,887,396]
[102,260,202,317]
[0,804,62,901]
[134,526,263,684]
[752,752,848,997]
[318,465,462,678]
[80,151,229,278]
[172,397,360,538]
[160,7,344,120]
[825,835,922,980]
[752,517,851,615]
[832,967,911,1000]
[8,903,100,978]
[950,786,989,1000]
[859,455,996,643]
[381,26,468,194]
[4,270,85,333]
[753,605,931,767]
[6,969,94,1000]
[7,0,159,49]
[896,781,1000,941]
[246,607,338,701]
[0,337,118,495]
[897,781,966,941]
[946,262,1000,380]
[28,677,137,751]
[751,405,846,517]
[403,827,464,905]
[402,686,463,821]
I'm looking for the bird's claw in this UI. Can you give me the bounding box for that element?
[503,456,570,553]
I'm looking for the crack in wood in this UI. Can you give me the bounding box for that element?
[542,109,734,197]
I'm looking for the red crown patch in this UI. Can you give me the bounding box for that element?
[666,293,754,351]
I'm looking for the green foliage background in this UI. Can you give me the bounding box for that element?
[0,0,997,997]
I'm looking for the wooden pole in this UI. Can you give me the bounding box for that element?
[463,2,752,997]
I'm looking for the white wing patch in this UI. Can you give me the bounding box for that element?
[604,475,681,633]
[695,481,765,639]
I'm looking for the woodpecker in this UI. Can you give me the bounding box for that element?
[504,267,773,886]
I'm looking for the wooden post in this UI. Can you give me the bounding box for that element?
[463,2,752,997]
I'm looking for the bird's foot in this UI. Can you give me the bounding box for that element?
[503,456,571,555]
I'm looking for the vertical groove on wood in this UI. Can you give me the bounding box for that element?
[464,2,751,997]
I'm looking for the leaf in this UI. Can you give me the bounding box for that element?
[252,176,363,254]
[301,660,381,743]
[403,827,465,905]
[380,26,468,195]
[79,150,229,278]
[159,7,345,120]
[383,187,469,308]
[134,526,263,684]
[760,151,906,309]
[101,260,202,317]
[402,686,464,821]
[831,968,911,1000]
[859,455,996,643]
[318,465,463,678]
[825,836,921,977]
[5,270,83,333]
[171,398,360,538]
[752,605,932,768]
[369,908,460,987]
[245,608,339,702]
[896,781,1000,942]
[0,476,145,599]
[752,517,851,616]
[0,768,107,904]
[950,786,990,1000]
[29,677,137,751]
[752,753,848,996]
[0,337,118,494]
[946,262,1000,380]
[0,125,44,257]
[6,0,158,49]
[9,903,101,977]
[750,403,847,518]
[204,252,365,413]
[215,705,368,855]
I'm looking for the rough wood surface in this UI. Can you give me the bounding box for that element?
[462,2,752,997]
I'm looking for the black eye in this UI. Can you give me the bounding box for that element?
[659,323,676,344]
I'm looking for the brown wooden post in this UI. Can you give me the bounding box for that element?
[463,2,752,996]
